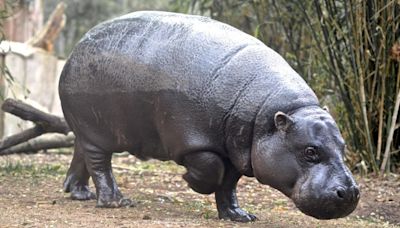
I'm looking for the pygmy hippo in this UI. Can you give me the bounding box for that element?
[60,11,360,222]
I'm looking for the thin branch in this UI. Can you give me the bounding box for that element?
[380,87,400,175]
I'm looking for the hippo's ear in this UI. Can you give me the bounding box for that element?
[323,106,330,113]
[274,111,294,132]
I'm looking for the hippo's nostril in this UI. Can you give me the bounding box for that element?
[352,186,360,200]
[336,188,345,199]
[334,186,360,201]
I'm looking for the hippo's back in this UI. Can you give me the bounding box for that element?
[59,11,265,95]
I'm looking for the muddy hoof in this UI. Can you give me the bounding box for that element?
[219,207,257,222]
[96,198,136,208]
[70,186,96,200]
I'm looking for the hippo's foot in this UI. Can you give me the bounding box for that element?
[96,197,136,208]
[70,185,96,200]
[218,207,257,222]
[63,175,95,200]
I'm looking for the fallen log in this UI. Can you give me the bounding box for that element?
[2,99,70,134]
[0,126,44,151]
[0,98,72,154]
[0,133,74,155]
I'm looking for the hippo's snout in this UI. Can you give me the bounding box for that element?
[315,184,360,219]
[294,182,360,220]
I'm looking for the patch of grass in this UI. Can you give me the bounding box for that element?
[47,148,73,155]
[183,199,216,219]
[355,214,392,226]
[115,160,186,175]
[273,199,288,207]
[0,162,66,177]
[201,208,215,220]
[138,160,185,173]
[242,206,257,216]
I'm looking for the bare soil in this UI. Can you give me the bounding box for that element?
[0,152,399,228]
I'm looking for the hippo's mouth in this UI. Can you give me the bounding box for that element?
[292,194,358,219]
[290,181,359,219]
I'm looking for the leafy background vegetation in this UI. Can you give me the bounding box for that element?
[2,0,399,174]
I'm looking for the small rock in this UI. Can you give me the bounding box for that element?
[143,215,151,220]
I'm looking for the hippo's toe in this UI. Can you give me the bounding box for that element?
[218,207,257,222]
[70,186,96,201]
[96,197,136,208]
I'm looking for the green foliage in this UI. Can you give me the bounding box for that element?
[309,1,400,175]
[169,0,192,13]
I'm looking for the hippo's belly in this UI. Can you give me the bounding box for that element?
[60,87,226,163]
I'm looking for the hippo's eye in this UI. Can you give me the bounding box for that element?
[304,146,320,162]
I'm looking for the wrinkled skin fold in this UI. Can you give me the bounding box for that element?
[59,11,359,222]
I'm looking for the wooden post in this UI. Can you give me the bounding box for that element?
[26,2,66,52]
[2,0,43,42]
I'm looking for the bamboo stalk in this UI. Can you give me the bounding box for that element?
[353,2,378,173]
[376,82,385,160]
[380,87,400,175]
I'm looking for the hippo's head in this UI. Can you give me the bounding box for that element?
[251,106,359,219]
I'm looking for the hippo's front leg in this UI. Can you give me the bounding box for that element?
[215,162,257,222]
[182,152,256,222]
[81,140,134,208]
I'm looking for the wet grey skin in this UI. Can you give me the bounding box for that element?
[59,11,360,222]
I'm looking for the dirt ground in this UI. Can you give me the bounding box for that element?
[0,152,399,228]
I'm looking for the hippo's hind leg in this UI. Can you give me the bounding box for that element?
[63,139,96,200]
[81,140,134,208]
[182,152,256,222]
